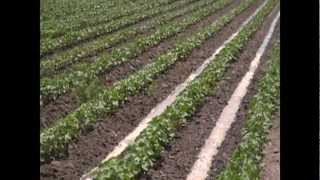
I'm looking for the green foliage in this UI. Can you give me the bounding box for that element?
[146,81,158,96]
[41,0,192,55]
[74,79,105,103]
[41,0,176,40]
[216,43,280,180]
[41,0,116,22]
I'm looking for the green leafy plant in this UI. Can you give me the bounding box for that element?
[74,79,105,103]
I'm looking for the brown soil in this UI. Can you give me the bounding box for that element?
[261,110,280,180]
[40,93,80,130]
[138,6,280,180]
[39,0,241,130]
[40,1,269,179]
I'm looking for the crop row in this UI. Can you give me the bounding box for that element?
[40,0,117,22]
[40,0,255,163]
[41,0,179,39]
[217,43,280,180]
[40,0,232,104]
[41,0,123,33]
[40,0,190,56]
[88,0,278,179]
[40,0,219,77]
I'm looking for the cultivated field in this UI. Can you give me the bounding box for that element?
[40,0,280,179]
